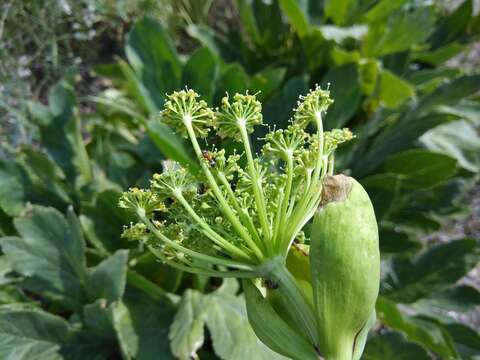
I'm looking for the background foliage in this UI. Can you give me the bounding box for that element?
[0,0,479,359]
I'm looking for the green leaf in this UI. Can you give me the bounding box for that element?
[0,309,67,359]
[1,207,88,310]
[243,280,317,360]
[421,119,480,173]
[250,67,286,102]
[186,24,240,63]
[363,0,408,24]
[381,239,480,303]
[0,308,114,360]
[182,47,219,104]
[416,75,480,117]
[279,0,309,37]
[321,64,362,129]
[378,69,415,109]
[429,0,473,49]
[215,63,250,101]
[146,122,200,174]
[169,290,208,359]
[379,149,457,190]
[363,7,436,57]
[376,297,458,358]
[412,42,465,65]
[35,79,92,185]
[16,147,71,209]
[88,250,129,302]
[0,160,25,216]
[261,75,309,133]
[126,17,181,110]
[414,285,480,315]
[362,331,431,359]
[113,288,175,360]
[443,322,480,359]
[324,0,358,25]
[353,112,460,177]
[169,280,287,360]
[80,190,130,254]
[379,228,422,255]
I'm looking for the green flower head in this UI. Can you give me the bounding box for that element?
[161,89,215,138]
[120,87,350,278]
[215,92,263,140]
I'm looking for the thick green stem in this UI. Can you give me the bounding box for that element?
[259,257,318,346]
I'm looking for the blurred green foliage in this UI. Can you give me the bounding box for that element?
[0,0,479,359]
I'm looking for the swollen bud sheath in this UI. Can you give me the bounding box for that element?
[310,175,380,360]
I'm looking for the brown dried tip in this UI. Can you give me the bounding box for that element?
[320,174,353,206]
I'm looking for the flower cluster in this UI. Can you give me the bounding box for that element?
[119,86,353,277]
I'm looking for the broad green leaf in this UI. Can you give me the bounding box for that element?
[353,112,460,177]
[0,309,67,360]
[414,285,480,314]
[429,0,473,49]
[412,42,465,65]
[187,24,240,63]
[359,59,379,95]
[80,190,131,254]
[421,120,480,173]
[250,67,286,101]
[0,160,25,216]
[379,228,422,255]
[416,75,480,117]
[205,288,287,360]
[182,47,219,104]
[126,17,181,110]
[379,149,457,190]
[215,63,250,101]
[169,290,208,359]
[16,147,71,209]
[146,122,200,174]
[1,207,88,310]
[381,239,479,303]
[363,7,435,57]
[34,79,92,185]
[443,322,480,359]
[279,0,309,37]
[378,70,414,109]
[236,0,262,46]
[243,280,317,360]
[324,0,358,25]
[0,308,112,359]
[363,0,408,23]
[376,297,458,358]
[302,29,330,71]
[113,288,175,360]
[261,75,309,134]
[169,280,287,360]
[321,64,362,129]
[362,331,430,359]
[88,250,129,302]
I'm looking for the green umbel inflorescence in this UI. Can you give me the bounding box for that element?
[119,85,353,278]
